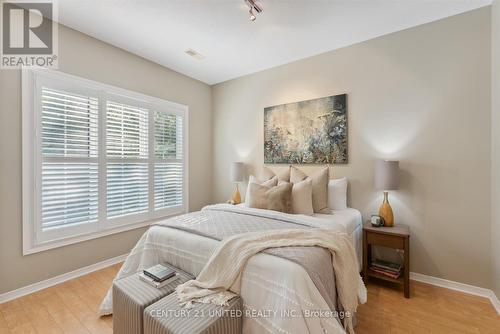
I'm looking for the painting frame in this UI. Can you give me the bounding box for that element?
[264,94,348,164]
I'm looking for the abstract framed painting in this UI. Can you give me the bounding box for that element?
[264,94,347,164]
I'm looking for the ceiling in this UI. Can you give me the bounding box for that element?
[56,0,491,85]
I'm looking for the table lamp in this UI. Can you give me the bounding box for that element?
[374,160,400,227]
[230,162,245,204]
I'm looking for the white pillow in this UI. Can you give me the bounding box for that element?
[328,177,348,210]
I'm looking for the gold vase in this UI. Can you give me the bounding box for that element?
[232,183,241,204]
[379,191,394,227]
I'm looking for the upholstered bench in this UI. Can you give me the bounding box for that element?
[144,294,243,334]
[113,265,194,334]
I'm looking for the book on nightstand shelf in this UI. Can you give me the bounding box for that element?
[370,259,402,279]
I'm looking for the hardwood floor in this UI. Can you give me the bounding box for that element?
[356,279,499,334]
[0,264,119,334]
[0,264,498,333]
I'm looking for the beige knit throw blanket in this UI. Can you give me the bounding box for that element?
[176,228,367,333]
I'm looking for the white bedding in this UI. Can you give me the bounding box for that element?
[100,205,363,334]
[313,208,363,271]
[232,204,362,270]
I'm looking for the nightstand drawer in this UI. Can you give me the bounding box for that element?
[366,232,404,249]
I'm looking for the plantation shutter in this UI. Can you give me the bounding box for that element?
[154,111,183,210]
[106,100,149,218]
[25,69,188,253]
[40,87,99,231]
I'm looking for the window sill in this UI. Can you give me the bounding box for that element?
[23,211,185,255]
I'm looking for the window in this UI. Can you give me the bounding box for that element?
[105,100,149,219]
[154,112,183,210]
[22,69,188,254]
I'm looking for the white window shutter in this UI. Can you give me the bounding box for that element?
[106,101,148,158]
[23,69,188,253]
[154,162,183,209]
[41,163,98,230]
[106,100,149,219]
[154,112,183,210]
[107,163,149,218]
[40,87,99,231]
[41,88,99,158]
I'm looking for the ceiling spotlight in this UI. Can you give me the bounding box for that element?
[249,8,256,21]
[245,0,262,22]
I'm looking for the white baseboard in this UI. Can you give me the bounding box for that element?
[0,253,128,304]
[411,272,500,315]
[490,290,500,315]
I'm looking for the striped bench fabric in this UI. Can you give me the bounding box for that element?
[144,294,242,334]
[113,265,194,334]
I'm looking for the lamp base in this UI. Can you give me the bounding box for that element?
[232,184,241,205]
[379,191,394,227]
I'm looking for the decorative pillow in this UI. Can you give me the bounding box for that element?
[246,182,293,213]
[290,166,329,213]
[246,182,270,209]
[267,182,293,213]
[275,166,291,182]
[260,166,291,182]
[249,174,278,187]
[290,166,307,183]
[289,178,314,215]
[245,175,278,204]
[328,177,348,210]
[259,166,276,181]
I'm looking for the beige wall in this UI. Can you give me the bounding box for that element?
[0,25,213,294]
[213,8,492,288]
[491,0,500,297]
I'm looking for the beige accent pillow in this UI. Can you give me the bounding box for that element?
[289,178,314,215]
[290,166,308,183]
[267,182,293,213]
[276,166,291,182]
[290,166,330,213]
[249,175,278,187]
[260,166,291,182]
[246,183,270,209]
[259,166,276,181]
[246,182,293,213]
[245,175,278,203]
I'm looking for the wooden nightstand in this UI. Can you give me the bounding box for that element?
[363,223,410,298]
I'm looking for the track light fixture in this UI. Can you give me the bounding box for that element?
[245,0,262,22]
[249,8,256,21]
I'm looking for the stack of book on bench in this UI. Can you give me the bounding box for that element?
[140,264,178,288]
[370,259,402,279]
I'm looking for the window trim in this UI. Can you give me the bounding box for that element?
[22,68,189,255]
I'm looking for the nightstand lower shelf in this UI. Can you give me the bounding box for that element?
[366,268,404,285]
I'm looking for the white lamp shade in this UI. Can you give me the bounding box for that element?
[374,160,400,190]
[230,162,245,182]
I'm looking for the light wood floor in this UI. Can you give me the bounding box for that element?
[0,264,498,334]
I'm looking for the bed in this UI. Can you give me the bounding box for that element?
[99,204,363,334]
[313,208,363,269]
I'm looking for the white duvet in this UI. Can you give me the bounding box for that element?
[100,204,363,334]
